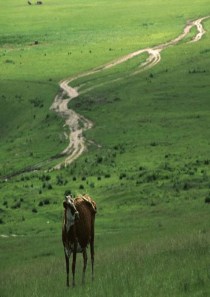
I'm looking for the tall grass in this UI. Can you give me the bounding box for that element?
[1,230,210,297]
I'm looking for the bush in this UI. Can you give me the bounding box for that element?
[5,59,15,64]
[0,218,4,224]
[150,142,158,147]
[183,183,191,190]
[90,182,95,188]
[79,185,84,189]
[147,173,158,182]
[97,156,103,163]
[45,174,51,181]
[205,195,210,204]
[56,175,64,185]
[32,208,37,213]
[48,184,53,190]
[105,173,111,178]
[40,174,51,181]
[136,180,142,185]
[98,176,101,181]
[73,177,77,181]
[119,173,126,180]
[11,202,21,209]
[38,201,44,206]
[44,199,50,205]
[64,189,71,196]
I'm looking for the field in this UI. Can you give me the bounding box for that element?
[1,0,210,296]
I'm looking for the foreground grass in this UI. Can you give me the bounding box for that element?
[1,227,210,297]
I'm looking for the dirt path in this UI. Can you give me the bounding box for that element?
[190,16,209,43]
[50,16,209,169]
[50,83,93,169]
[0,234,24,238]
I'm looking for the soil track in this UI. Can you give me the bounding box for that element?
[51,16,209,169]
[50,84,93,169]
[0,234,24,238]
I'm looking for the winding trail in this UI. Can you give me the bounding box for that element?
[50,85,92,169]
[0,234,24,238]
[50,16,209,169]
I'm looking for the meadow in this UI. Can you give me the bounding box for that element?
[1,0,210,296]
[0,0,210,175]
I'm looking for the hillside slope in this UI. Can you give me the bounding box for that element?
[1,1,210,296]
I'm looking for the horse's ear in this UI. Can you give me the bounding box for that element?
[63,201,67,209]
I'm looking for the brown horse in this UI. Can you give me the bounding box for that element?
[62,194,97,287]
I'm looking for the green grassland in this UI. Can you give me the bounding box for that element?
[1,0,210,296]
[0,0,210,175]
[1,229,210,297]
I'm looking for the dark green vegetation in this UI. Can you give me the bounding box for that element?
[1,0,210,296]
[0,81,68,176]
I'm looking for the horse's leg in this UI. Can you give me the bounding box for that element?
[82,249,87,284]
[64,251,70,287]
[90,218,95,281]
[72,246,77,288]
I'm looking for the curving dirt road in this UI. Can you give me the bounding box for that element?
[50,84,93,169]
[50,16,210,169]
[190,16,209,43]
[0,234,24,238]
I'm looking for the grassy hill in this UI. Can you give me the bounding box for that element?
[0,0,209,175]
[0,0,210,296]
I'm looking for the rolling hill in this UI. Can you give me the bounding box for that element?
[0,0,210,296]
